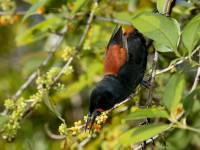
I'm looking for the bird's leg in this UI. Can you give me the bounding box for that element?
[141,79,151,89]
[141,74,152,89]
[141,140,146,150]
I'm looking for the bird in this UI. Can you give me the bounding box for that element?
[85,26,147,130]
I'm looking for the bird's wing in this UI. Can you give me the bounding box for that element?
[104,26,128,76]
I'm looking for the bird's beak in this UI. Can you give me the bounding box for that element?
[85,112,91,131]
[85,110,101,132]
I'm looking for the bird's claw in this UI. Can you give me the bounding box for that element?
[141,80,151,89]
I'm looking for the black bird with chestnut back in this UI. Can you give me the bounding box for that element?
[85,26,147,130]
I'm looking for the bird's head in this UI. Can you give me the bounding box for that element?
[85,87,114,131]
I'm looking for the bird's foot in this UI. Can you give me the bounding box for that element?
[141,79,151,89]
[141,141,146,150]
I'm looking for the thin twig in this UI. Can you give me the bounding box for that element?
[190,50,200,92]
[135,0,173,149]
[75,6,96,51]
[149,0,173,106]
[133,54,200,149]
[44,123,66,140]
[22,0,97,132]
[12,27,68,100]
[95,16,131,25]
[146,51,158,106]
[0,11,26,16]
[156,45,200,76]
[78,137,91,149]
[43,45,200,140]
[9,0,97,101]
[50,1,96,85]
[162,0,173,16]
[53,57,73,84]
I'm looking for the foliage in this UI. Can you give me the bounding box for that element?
[0,0,200,149]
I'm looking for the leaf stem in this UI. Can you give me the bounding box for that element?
[184,126,200,134]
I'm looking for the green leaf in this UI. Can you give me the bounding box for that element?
[183,89,199,115]
[16,17,63,46]
[163,73,185,113]
[23,0,38,5]
[0,115,9,127]
[43,91,65,122]
[153,42,173,52]
[71,0,86,15]
[156,0,166,13]
[132,12,180,53]
[119,124,169,146]
[125,107,170,121]
[23,0,49,21]
[182,13,200,53]
[113,12,133,22]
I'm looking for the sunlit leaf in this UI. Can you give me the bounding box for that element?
[125,107,170,121]
[71,0,87,15]
[132,12,180,53]
[23,0,49,21]
[16,17,63,46]
[163,73,185,113]
[156,0,166,13]
[119,124,169,146]
[154,42,173,52]
[113,12,133,22]
[182,13,200,53]
[23,0,38,5]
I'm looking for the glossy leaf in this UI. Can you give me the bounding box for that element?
[182,13,200,53]
[71,0,86,15]
[154,42,173,52]
[119,124,169,146]
[125,107,170,121]
[16,17,63,46]
[163,73,185,113]
[156,0,166,13]
[132,12,180,52]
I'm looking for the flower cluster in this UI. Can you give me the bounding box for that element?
[58,123,67,135]
[63,66,73,76]
[83,112,108,132]
[0,0,19,25]
[70,120,82,135]
[36,67,61,91]
[62,46,73,61]
[0,0,15,11]
[2,98,27,141]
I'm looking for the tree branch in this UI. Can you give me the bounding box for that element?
[190,50,200,92]
[43,44,200,141]
[95,16,131,25]
[44,123,66,140]
[51,1,97,85]
[146,50,158,106]
[156,45,200,76]
[12,27,68,100]
[21,0,97,122]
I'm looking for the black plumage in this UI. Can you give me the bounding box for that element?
[86,26,147,130]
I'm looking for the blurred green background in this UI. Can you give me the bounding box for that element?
[0,0,200,149]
